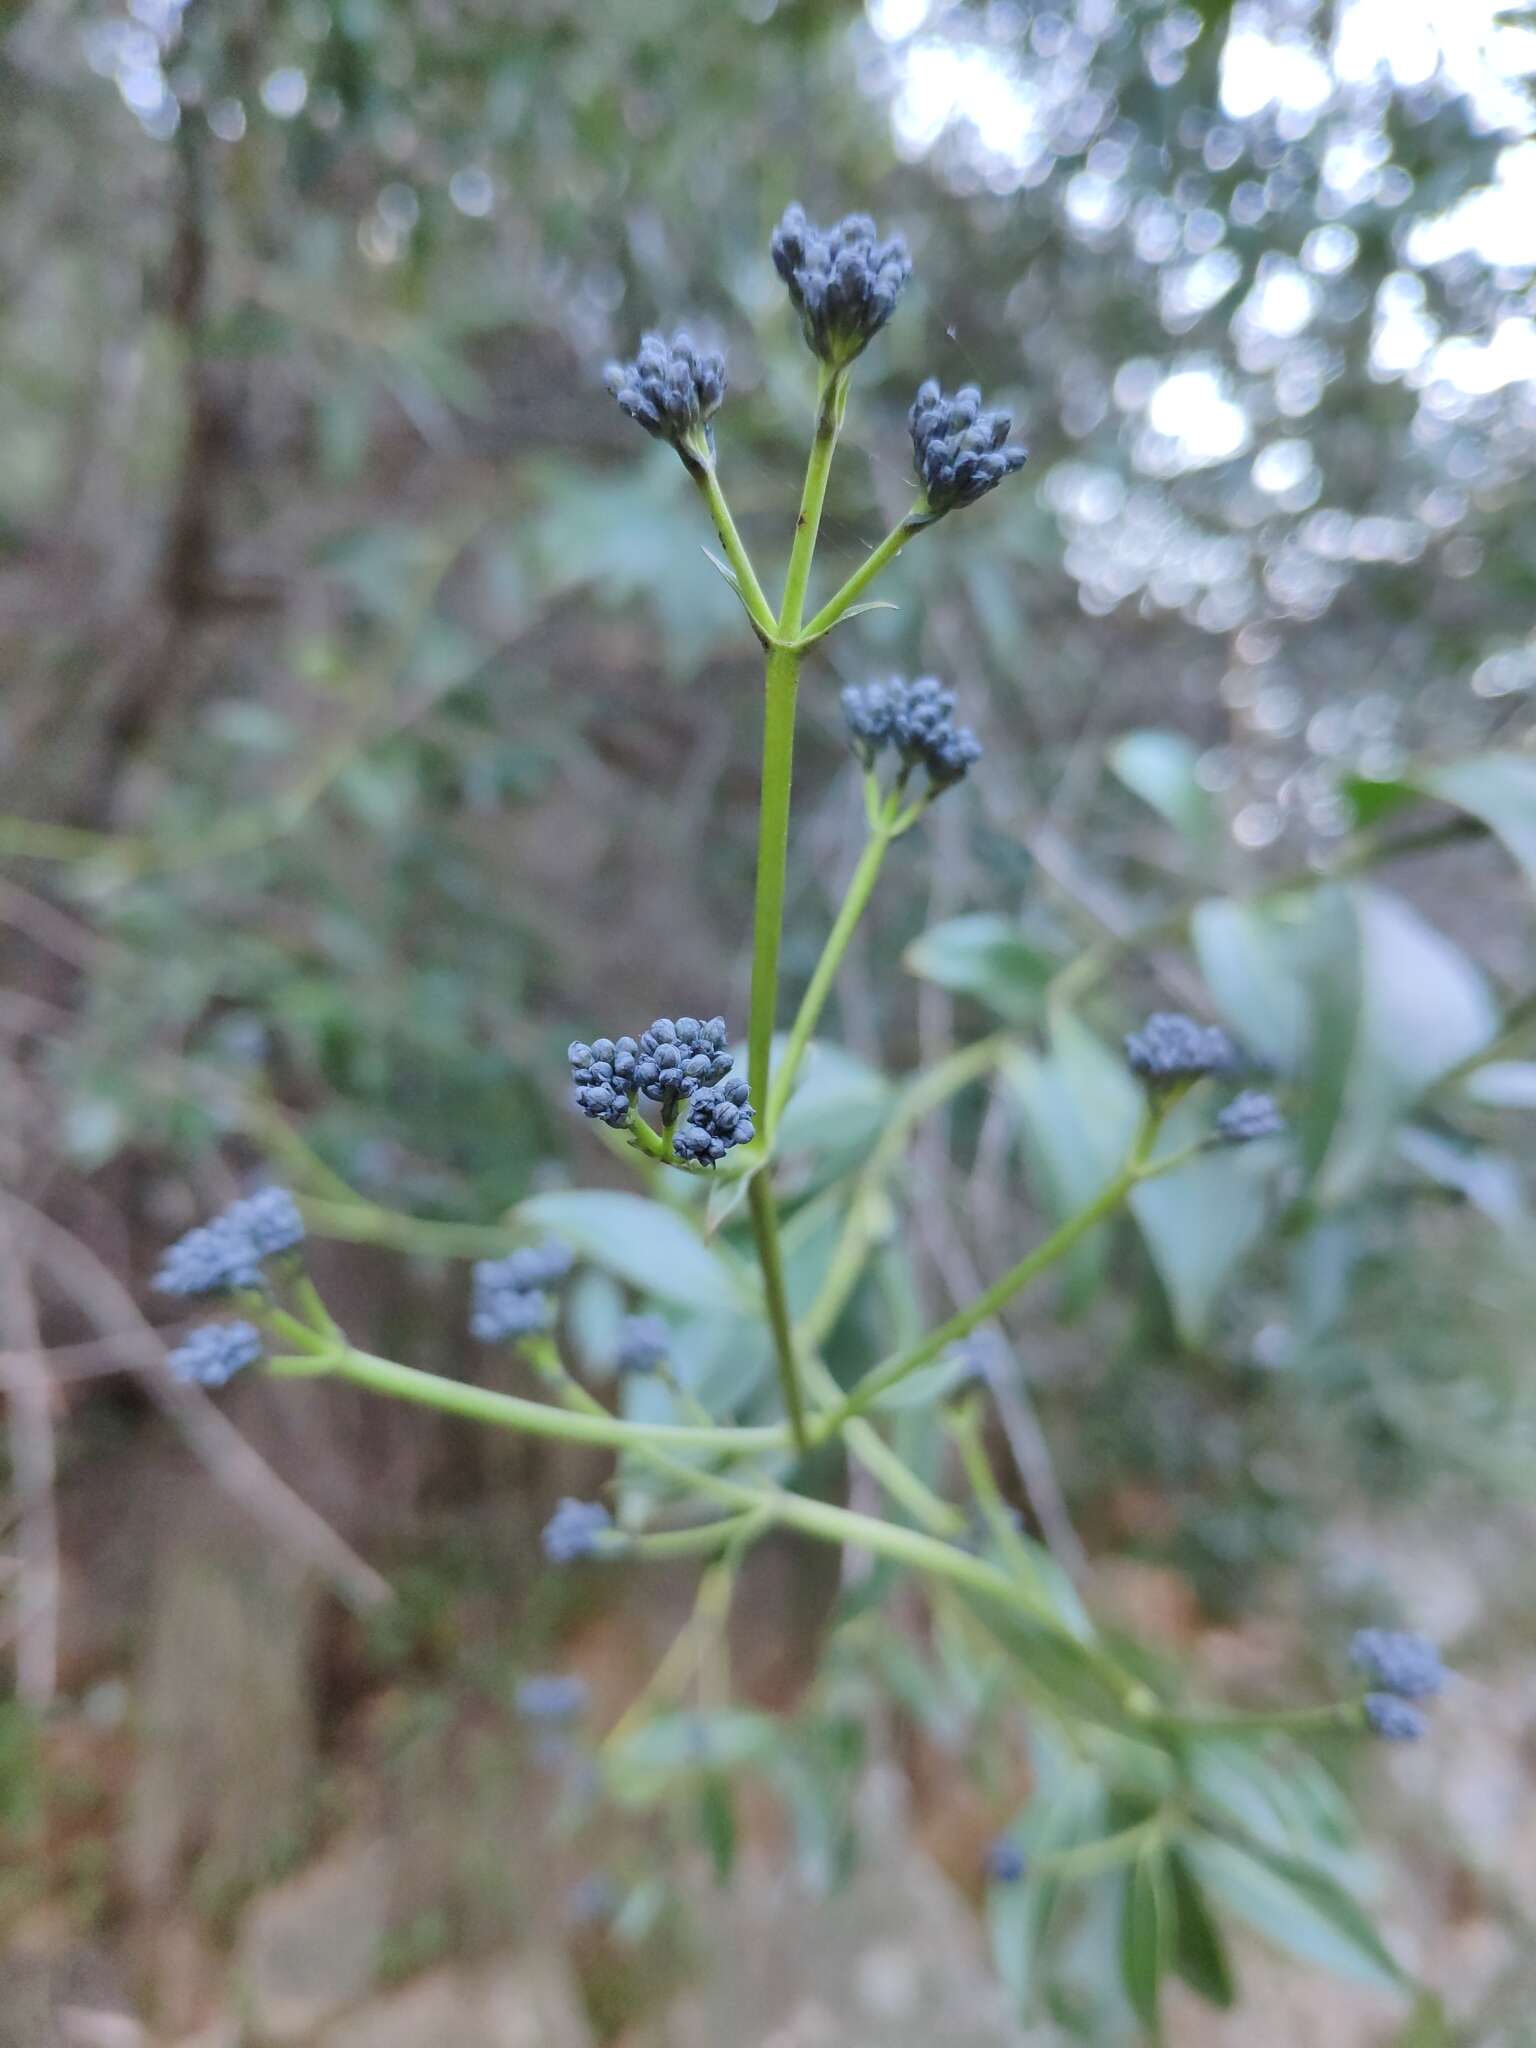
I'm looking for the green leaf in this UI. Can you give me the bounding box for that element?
[1167,1850,1235,2009]
[698,1775,737,1884]
[1130,1098,1273,1344]
[1119,1850,1174,2031]
[774,1041,892,1159]
[904,913,1054,1022]
[1190,896,1312,1071]
[1008,1014,1140,1312]
[1462,1059,1536,1107]
[1319,886,1497,1202]
[1339,772,1422,832]
[1110,729,1217,851]
[1184,1834,1407,1992]
[606,1709,776,1778]
[516,1190,739,1312]
[1420,752,1536,883]
[1396,1126,1526,1231]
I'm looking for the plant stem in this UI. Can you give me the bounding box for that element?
[1147,1700,1365,1740]
[795,508,926,646]
[748,1172,808,1451]
[813,1143,1166,1438]
[743,361,849,1453]
[766,806,896,1137]
[695,463,777,640]
[319,1346,786,1457]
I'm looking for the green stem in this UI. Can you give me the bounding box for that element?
[800,1349,965,1538]
[795,508,926,647]
[1148,1700,1365,1741]
[748,1173,809,1452]
[695,464,777,640]
[766,807,896,1137]
[322,1347,785,1457]
[814,1126,1178,1438]
[623,1511,765,1560]
[947,1405,1044,1584]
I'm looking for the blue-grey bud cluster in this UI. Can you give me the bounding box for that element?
[616,1313,670,1376]
[908,380,1028,516]
[672,1077,756,1166]
[987,1840,1028,1884]
[1350,1629,1445,1700]
[514,1673,591,1722]
[1216,1091,1285,1143]
[1363,1693,1426,1742]
[604,331,726,466]
[841,677,982,792]
[770,204,912,366]
[167,1319,264,1387]
[156,1186,306,1297]
[1124,1013,1238,1090]
[635,1016,733,1121]
[542,1497,618,1564]
[471,1240,572,1343]
[569,1036,640,1128]
[1351,1628,1447,1744]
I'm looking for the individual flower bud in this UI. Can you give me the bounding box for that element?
[1349,1629,1446,1701]
[1216,1091,1286,1143]
[541,1497,620,1564]
[986,1840,1028,1884]
[514,1673,591,1722]
[770,203,912,366]
[604,331,726,471]
[167,1319,264,1387]
[1363,1693,1427,1742]
[945,1328,1007,1397]
[908,379,1028,517]
[1124,1013,1239,1091]
[615,1313,670,1376]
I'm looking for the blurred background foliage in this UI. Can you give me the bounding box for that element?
[4,0,1536,2040]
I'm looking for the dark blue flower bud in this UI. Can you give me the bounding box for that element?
[616,1314,670,1376]
[1124,1013,1239,1090]
[514,1673,591,1722]
[771,204,912,366]
[605,330,726,470]
[636,1017,734,1117]
[542,1497,620,1564]
[168,1319,264,1387]
[1350,1629,1446,1701]
[673,1075,757,1167]
[987,1840,1028,1884]
[1363,1693,1427,1741]
[908,379,1028,516]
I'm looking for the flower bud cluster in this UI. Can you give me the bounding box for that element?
[542,1497,620,1565]
[1216,1091,1285,1143]
[770,204,912,367]
[841,676,982,793]
[470,1240,573,1343]
[156,1187,306,1298]
[1352,1628,1447,1741]
[908,380,1028,516]
[570,1017,755,1166]
[616,1314,670,1376]
[168,1318,265,1387]
[1124,1013,1239,1091]
[604,331,726,467]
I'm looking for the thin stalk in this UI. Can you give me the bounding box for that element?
[623,1512,765,1560]
[319,1347,786,1457]
[748,1172,808,1451]
[1146,1700,1366,1741]
[766,806,897,1137]
[743,361,849,1452]
[695,463,777,639]
[800,1348,965,1538]
[796,508,926,647]
[814,1124,1180,1438]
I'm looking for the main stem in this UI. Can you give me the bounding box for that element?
[745,362,848,1453]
